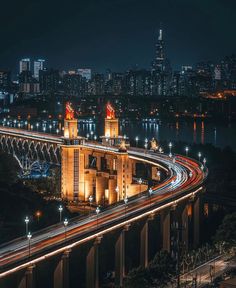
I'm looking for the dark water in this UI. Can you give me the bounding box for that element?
[79,119,236,150]
[3,118,236,150]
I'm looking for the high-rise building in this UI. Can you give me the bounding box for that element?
[0,70,11,91]
[39,69,60,92]
[77,69,91,81]
[34,59,45,79]
[152,27,165,72]
[19,58,31,74]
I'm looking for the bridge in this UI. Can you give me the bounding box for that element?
[0,103,207,288]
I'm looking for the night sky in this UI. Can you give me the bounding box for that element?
[1,0,236,73]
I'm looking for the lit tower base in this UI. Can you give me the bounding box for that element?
[61,102,85,202]
[101,103,128,148]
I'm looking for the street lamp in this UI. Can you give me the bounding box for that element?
[198,152,202,162]
[185,146,189,156]
[115,186,119,201]
[148,187,153,207]
[203,157,206,166]
[135,136,139,147]
[169,142,173,156]
[138,178,142,196]
[96,206,100,229]
[24,216,29,236]
[89,195,93,216]
[27,232,32,259]
[58,205,63,222]
[124,196,128,219]
[63,218,68,240]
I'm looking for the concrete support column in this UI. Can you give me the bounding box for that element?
[54,249,71,288]
[18,265,35,288]
[115,230,125,288]
[161,210,171,252]
[86,237,102,288]
[140,220,149,268]
[182,206,189,251]
[193,198,200,248]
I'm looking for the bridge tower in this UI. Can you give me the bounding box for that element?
[61,102,85,201]
[101,103,124,146]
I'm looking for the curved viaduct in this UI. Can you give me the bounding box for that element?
[0,133,207,288]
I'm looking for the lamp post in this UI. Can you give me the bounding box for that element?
[24,216,29,236]
[115,186,119,202]
[58,205,63,222]
[185,146,189,157]
[169,142,173,157]
[148,187,153,207]
[124,196,128,219]
[138,178,142,196]
[63,218,68,241]
[89,195,93,216]
[135,136,139,147]
[27,232,32,259]
[203,157,206,166]
[198,152,202,162]
[96,206,100,230]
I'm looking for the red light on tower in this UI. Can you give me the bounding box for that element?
[65,102,74,120]
[106,103,115,119]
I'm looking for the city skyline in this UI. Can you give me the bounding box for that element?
[1,0,236,73]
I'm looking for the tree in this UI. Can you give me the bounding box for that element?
[214,212,236,248]
[0,152,20,185]
[149,250,176,286]
[125,267,152,288]
[125,251,176,288]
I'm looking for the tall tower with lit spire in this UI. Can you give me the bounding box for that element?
[152,25,165,72]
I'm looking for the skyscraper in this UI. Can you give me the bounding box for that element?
[19,58,31,74]
[34,59,45,79]
[152,27,165,72]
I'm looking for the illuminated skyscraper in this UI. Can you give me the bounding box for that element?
[152,27,165,72]
[34,59,45,79]
[19,58,31,74]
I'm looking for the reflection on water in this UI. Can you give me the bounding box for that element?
[2,118,236,150]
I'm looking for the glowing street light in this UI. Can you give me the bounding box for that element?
[115,186,119,201]
[124,196,128,219]
[89,195,93,216]
[24,216,29,235]
[135,136,139,147]
[56,128,59,134]
[148,187,153,206]
[35,210,42,222]
[27,232,32,259]
[96,206,100,229]
[169,142,173,157]
[63,218,68,240]
[203,157,206,166]
[138,178,142,196]
[198,152,202,162]
[185,146,189,156]
[58,205,63,222]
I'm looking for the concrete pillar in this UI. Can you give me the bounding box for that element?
[161,210,171,252]
[54,249,71,288]
[115,230,125,288]
[193,198,200,248]
[140,220,149,268]
[96,176,108,204]
[181,206,189,251]
[86,237,101,288]
[108,178,117,204]
[18,265,35,288]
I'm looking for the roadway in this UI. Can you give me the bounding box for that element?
[0,140,207,278]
